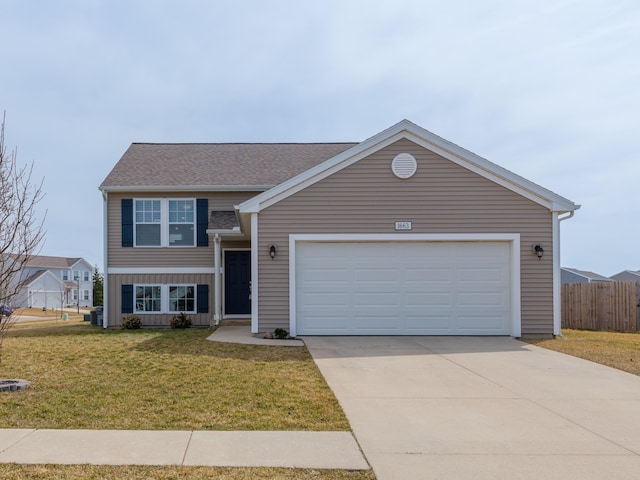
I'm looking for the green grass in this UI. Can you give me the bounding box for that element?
[526,329,640,376]
[0,465,376,480]
[0,319,349,431]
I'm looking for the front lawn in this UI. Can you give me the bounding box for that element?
[0,318,349,431]
[526,329,640,376]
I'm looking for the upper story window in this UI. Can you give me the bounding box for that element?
[134,199,195,247]
[83,271,90,282]
[73,270,80,281]
[135,199,161,246]
[62,270,69,281]
[168,200,195,247]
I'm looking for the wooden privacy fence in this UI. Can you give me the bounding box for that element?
[562,281,640,331]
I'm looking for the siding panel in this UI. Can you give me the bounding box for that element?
[257,139,554,335]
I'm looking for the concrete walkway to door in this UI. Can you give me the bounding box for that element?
[303,336,640,480]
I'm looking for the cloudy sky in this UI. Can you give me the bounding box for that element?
[1,0,638,276]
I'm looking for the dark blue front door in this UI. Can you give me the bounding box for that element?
[225,251,251,315]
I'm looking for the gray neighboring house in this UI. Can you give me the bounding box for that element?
[609,270,640,282]
[100,119,580,337]
[14,255,94,309]
[561,268,614,284]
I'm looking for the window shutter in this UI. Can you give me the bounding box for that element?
[197,284,209,313]
[196,199,209,247]
[122,284,134,313]
[121,199,134,247]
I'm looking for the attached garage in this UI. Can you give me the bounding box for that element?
[290,234,521,336]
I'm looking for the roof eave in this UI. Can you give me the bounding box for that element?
[99,185,274,193]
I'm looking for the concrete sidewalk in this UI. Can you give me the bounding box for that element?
[0,429,368,469]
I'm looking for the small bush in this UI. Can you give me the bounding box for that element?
[121,314,142,330]
[171,312,192,329]
[274,328,289,339]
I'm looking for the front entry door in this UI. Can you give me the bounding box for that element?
[225,251,251,315]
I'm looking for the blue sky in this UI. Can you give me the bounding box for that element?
[1,0,638,276]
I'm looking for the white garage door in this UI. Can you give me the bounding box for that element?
[295,241,512,335]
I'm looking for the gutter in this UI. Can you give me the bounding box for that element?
[553,210,578,339]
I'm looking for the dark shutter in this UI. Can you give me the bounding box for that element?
[121,199,134,247]
[197,284,209,313]
[196,199,209,247]
[121,284,134,313]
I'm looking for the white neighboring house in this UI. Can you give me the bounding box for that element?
[14,256,94,309]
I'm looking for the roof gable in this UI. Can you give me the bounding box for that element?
[238,120,580,214]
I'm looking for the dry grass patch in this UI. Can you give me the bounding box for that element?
[0,465,376,480]
[0,320,349,431]
[526,329,640,376]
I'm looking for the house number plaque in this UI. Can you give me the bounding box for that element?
[395,221,412,231]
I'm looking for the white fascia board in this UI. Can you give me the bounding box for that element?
[238,119,579,214]
[108,267,215,274]
[99,185,274,193]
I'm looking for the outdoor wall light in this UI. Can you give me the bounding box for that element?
[533,244,544,260]
[269,244,277,259]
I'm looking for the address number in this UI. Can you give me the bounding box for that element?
[395,221,412,231]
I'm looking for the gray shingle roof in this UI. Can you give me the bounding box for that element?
[100,143,358,189]
[26,255,83,269]
[209,211,239,231]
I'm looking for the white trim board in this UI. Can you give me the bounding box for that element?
[108,267,215,274]
[288,233,521,338]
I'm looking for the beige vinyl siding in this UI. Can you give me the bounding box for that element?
[108,273,214,327]
[107,191,259,268]
[257,138,554,336]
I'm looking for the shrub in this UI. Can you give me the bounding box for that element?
[121,314,142,330]
[274,328,289,339]
[170,312,192,329]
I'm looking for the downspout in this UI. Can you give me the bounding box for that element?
[214,234,222,326]
[553,211,576,338]
[102,191,108,328]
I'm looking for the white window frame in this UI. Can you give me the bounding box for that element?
[83,271,90,282]
[83,289,90,301]
[168,284,197,314]
[134,198,196,248]
[73,270,80,281]
[72,289,78,301]
[62,270,69,281]
[133,284,197,314]
[134,284,162,313]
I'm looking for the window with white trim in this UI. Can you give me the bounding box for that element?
[72,289,78,301]
[62,270,69,281]
[169,285,195,313]
[135,285,162,313]
[134,199,195,247]
[83,271,90,282]
[133,284,197,314]
[83,289,90,301]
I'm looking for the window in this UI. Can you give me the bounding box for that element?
[73,270,80,281]
[72,289,78,301]
[133,199,195,247]
[83,290,90,301]
[135,285,162,313]
[169,200,195,246]
[83,271,90,282]
[135,200,161,246]
[62,270,69,281]
[169,285,195,313]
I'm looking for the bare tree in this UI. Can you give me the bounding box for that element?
[0,113,46,363]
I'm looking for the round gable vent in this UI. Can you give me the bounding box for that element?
[391,153,417,179]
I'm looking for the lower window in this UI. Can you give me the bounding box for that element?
[134,284,196,314]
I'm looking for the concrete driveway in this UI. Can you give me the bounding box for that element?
[303,336,640,480]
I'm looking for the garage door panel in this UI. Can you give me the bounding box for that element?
[295,241,512,335]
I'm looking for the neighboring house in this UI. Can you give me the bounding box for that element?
[610,270,640,282]
[99,120,579,337]
[561,268,614,284]
[13,255,94,308]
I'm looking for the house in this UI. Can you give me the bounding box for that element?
[610,270,640,282]
[99,120,579,337]
[561,268,614,284]
[14,255,94,308]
